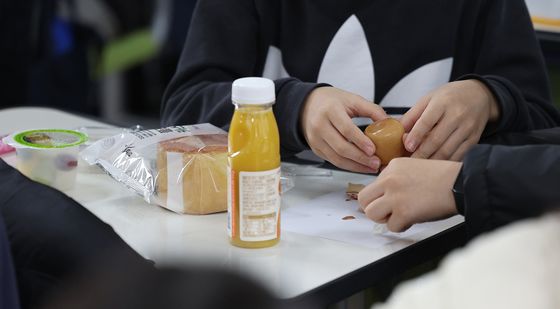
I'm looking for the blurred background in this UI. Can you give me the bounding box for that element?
[0,0,197,128]
[0,0,558,129]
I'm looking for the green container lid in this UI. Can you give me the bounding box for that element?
[11,129,88,149]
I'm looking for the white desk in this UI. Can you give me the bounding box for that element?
[0,107,464,306]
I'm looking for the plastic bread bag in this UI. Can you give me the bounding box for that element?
[81,124,295,215]
[81,124,229,214]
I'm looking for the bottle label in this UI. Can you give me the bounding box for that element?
[233,167,281,242]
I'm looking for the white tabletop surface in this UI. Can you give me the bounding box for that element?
[0,107,463,300]
[534,23,560,34]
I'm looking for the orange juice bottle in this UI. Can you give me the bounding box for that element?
[228,77,281,248]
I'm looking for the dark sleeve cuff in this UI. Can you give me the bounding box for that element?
[273,78,330,157]
[457,74,521,136]
[461,144,493,239]
[453,168,465,215]
[461,143,560,240]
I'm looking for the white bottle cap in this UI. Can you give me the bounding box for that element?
[232,77,275,105]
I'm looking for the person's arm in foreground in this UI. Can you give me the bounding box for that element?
[0,160,150,308]
[0,213,20,309]
[358,144,560,239]
[372,214,560,309]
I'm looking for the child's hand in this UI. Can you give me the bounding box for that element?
[358,158,461,232]
[301,87,387,173]
[400,80,499,161]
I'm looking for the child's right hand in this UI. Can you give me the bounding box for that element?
[300,87,387,173]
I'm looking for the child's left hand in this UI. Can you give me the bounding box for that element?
[400,80,499,161]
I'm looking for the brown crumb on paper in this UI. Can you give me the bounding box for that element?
[346,183,365,200]
[342,215,356,220]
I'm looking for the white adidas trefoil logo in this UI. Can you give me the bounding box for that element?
[262,14,454,126]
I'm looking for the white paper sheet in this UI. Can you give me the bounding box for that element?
[282,190,463,249]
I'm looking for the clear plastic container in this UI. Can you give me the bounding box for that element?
[3,129,88,191]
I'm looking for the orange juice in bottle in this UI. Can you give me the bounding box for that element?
[228,77,281,248]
